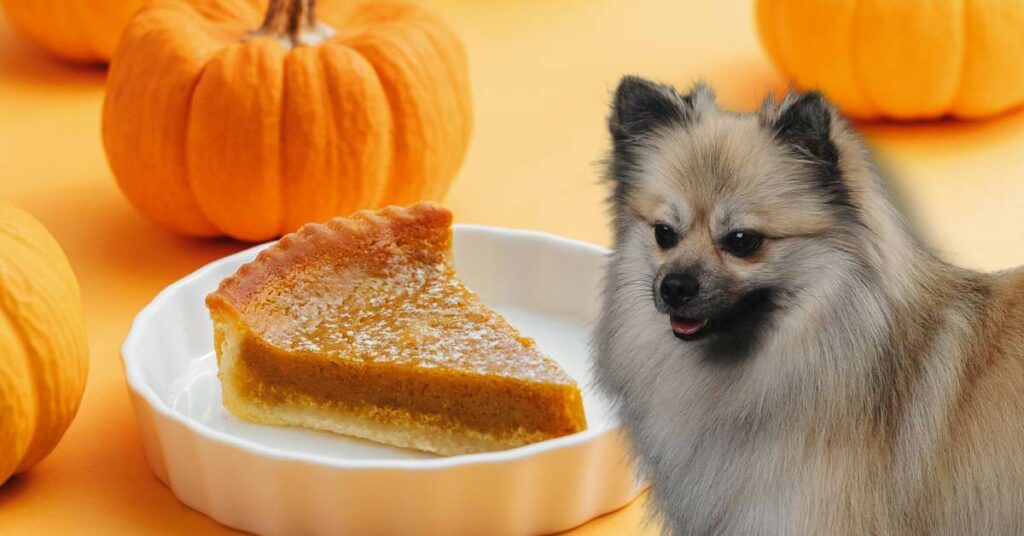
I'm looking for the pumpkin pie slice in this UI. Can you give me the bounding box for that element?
[206,202,586,455]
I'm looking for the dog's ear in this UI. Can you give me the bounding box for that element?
[606,77,707,198]
[769,91,846,203]
[771,92,840,177]
[609,76,698,145]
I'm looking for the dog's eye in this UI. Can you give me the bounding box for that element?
[653,223,678,249]
[722,230,763,257]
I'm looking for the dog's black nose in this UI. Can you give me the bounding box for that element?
[660,273,699,307]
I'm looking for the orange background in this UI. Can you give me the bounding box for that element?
[2,1,1023,534]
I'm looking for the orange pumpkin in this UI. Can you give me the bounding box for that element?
[1,0,145,63]
[0,203,89,486]
[756,0,1024,120]
[102,0,472,242]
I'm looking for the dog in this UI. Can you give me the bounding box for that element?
[591,76,1024,535]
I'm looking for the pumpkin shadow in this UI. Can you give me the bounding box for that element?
[853,106,1024,154]
[0,472,30,505]
[78,196,246,293]
[11,176,247,313]
[0,15,105,89]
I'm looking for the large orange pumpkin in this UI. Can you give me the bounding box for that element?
[756,0,1024,120]
[102,0,472,242]
[1,0,145,63]
[0,203,89,486]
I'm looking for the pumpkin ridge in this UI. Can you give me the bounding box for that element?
[346,17,463,205]
[180,43,226,235]
[0,297,37,476]
[934,0,969,116]
[346,41,412,204]
[69,0,102,61]
[314,47,343,220]
[104,1,224,236]
[0,205,88,482]
[315,44,376,218]
[755,0,786,85]
[386,21,449,200]
[848,0,881,118]
[401,16,471,200]
[1,298,62,475]
[0,258,78,474]
[948,0,972,115]
[267,39,288,239]
[3,223,87,472]
[278,44,295,236]
[342,42,397,208]
[187,38,288,240]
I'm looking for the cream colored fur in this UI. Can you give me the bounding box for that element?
[593,79,1024,535]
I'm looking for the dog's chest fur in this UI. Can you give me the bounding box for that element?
[618,345,888,535]
[596,267,1024,535]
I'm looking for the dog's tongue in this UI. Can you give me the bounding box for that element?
[671,317,708,336]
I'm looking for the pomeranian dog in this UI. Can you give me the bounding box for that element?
[592,76,1024,535]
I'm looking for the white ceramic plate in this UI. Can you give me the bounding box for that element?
[122,225,644,535]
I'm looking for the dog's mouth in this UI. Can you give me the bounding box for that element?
[667,289,777,343]
[670,316,709,340]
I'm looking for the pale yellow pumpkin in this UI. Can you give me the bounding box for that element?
[1,0,146,63]
[756,0,1024,119]
[0,203,88,486]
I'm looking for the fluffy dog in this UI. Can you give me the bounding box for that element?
[592,76,1024,535]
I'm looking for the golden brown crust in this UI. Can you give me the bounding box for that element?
[206,202,453,317]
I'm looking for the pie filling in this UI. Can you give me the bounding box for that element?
[231,334,586,440]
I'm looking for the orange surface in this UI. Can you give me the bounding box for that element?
[1,1,1023,534]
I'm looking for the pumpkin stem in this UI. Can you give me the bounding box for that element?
[248,0,336,49]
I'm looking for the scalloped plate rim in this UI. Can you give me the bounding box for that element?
[121,224,621,472]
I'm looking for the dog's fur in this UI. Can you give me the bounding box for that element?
[592,76,1024,535]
